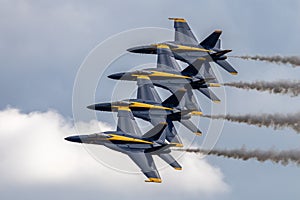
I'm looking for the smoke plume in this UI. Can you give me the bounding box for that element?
[203,113,300,133]
[224,80,300,97]
[176,147,300,166]
[231,55,300,67]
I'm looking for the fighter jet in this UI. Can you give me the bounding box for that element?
[127,17,237,75]
[108,44,221,113]
[65,107,181,183]
[88,76,203,146]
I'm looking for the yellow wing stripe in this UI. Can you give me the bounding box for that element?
[111,102,173,111]
[137,75,150,80]
[107,134,153,144]
[132,71,191,79]
[171,45,212,52]
[130,102,173,111]
[117,106,131,111]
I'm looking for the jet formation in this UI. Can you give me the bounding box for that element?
[65,18,238,183]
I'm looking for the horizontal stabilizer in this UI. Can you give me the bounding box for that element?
[180,119,202,136]
[200,30,222,49]
[198,88,220,103]
[214,60,238,75]
[158,154,182,170]
[145,144,177,154]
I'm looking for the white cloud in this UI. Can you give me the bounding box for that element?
[0,108,229,199]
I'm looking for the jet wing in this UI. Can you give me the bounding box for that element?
[127,152,161,183]
[157,45,181,71]
[117,108,142,137]
[137,77,162,103]
[169,18,198,45]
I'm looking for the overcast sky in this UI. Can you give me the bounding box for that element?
[1,0,300,200]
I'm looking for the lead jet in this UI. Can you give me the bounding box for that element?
[127,18,237,75]
[65,107,181,183]
[88,76,203,146]
[108,44,221,114]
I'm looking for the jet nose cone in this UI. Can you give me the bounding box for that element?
[127,45,157,54]
[86,104,95,110]
[107,72,125,80]
[64,136,82,143]
[87,103,112,111]
[127,46,142,53]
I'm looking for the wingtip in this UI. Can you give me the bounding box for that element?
[230,72,238,75]
[145,178,162,183]
[168,17,186,22]
[215,30,222,34]
[174,167,182,170]
[195,132,202,136]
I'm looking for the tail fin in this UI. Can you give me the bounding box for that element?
[157,45,181,71]
[214,60,238,75]
[169,17,198,45]
[200,30,222,49]
[162,88,186,108]
[182,86,201,111]
[198,88,221,103]
[137,77,162,103]
[198,62,218,83]
[142,122,167,143]
[181,57,206,76]
[214,39,221,50]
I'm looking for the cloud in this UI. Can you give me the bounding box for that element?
[0,108,229,199]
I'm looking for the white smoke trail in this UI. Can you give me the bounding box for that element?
[203,113,300,133]
[176,147,300,166]
[224,80,300,97]
[231,55,300,67]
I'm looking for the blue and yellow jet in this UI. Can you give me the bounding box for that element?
[88,76,203,146]
[65,108,181,183]
[127,18,237,75]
